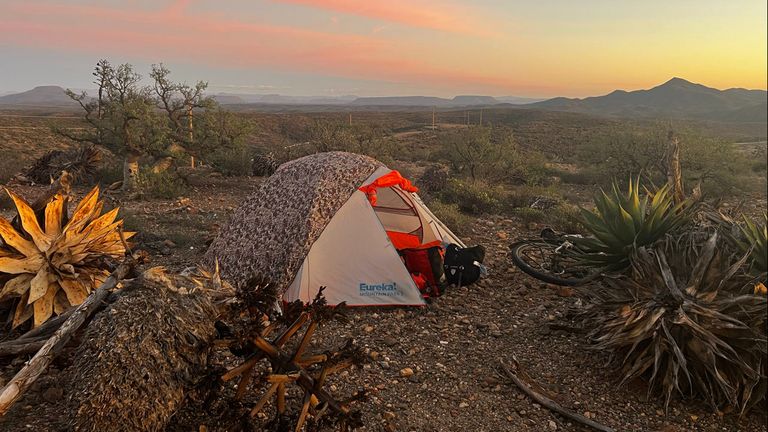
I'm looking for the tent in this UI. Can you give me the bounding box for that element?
[205,151,464,306]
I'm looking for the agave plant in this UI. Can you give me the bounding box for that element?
[739,213,767,276]
[580,232,766,413]
[573,178,696,269]
[0,186,133,327]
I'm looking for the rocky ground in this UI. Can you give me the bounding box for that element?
[0,177,766,432]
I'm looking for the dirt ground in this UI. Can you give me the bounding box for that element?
[0,176,766,432]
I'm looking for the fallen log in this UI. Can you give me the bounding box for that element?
[0,261,133,416]
[499,358,615,432]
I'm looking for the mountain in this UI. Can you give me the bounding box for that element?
[0,85,76,107]
[213,93,357,105]
[211,94,246,104]
[349,95,500,107]
[530,78,767,122]
[496,96,547,104]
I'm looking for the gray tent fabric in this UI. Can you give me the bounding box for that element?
[204,151,383,293]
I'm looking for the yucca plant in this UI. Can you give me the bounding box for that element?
[580,232,766,413]
[0,186,133,327]
[573,178,696,269]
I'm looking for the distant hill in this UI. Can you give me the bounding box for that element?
[530,78,767,122]
[0,85,76,107]
[211,94,246,104]
[496,96,546,104]
[214,93,356,105]
[350,95,501,107]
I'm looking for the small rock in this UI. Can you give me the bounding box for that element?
[383,336,398,347]
[496,231,508,240]
[383,411,397,421]
[548,420,557,430]
[364,325,374,333]
[459,401,470,408]
[399,367,414,378]
[369,351,380,361]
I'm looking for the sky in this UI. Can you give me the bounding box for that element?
[0,0,766,98]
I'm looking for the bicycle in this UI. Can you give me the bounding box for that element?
[509,228,605,286]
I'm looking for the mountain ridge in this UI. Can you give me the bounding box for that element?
[530,78,767,122]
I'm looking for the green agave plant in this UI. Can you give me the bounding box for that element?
[573,177,696,269]
[739,213,767,275]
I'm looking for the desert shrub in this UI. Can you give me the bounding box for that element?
[511,207,546,224]
[554,167,606,186]
[419,164,449,193]
[511,204,583,232]
[440,178,503,215]
[427,200,471,236]
[136,168,187,199]
[577,127,751,197]
[439,126,528,184]
[209,146,252,176]
[503,185,562,211]
[580,232,766,413]
[96,162,124,185]
[251,149,279,177]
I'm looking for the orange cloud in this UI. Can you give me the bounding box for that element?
[0,1,514,93]
[273,0,495,37]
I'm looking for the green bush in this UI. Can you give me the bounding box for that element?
[427,200,471,236]
[440,178,502,215]
[95,162,124,185]
[209,146,253,176]
[136,169,187,199]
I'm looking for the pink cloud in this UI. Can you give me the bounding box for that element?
[0,1,513,93]
[274,0,495,36]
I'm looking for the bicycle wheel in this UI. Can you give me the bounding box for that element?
[509,240,600,286]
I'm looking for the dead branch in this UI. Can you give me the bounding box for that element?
[0,339,46,357]
[498,358,614,432]
[15,308,76,341]
[0,260,134,416]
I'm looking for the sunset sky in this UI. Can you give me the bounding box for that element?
[0,0,766,97]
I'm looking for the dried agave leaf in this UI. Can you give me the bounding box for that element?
[0,186,133,327]
[33,283,58,327]
[6,189,52,251]
[0,273,33,299]
[0,217,38,257]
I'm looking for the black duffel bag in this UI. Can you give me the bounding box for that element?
[443,244,486,287]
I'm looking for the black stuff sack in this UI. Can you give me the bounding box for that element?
[443,244,486,287]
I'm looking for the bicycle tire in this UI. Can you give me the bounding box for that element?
[509,240,599,286]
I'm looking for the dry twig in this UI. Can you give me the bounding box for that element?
[498,358,614,432]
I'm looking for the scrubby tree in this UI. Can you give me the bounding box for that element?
[442,125,527,183]
[150,63,214,148]
[580,127,748,195]
[63,60,167,190]
[62,60,252,189]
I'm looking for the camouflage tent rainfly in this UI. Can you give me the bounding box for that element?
[205,152,464,306]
